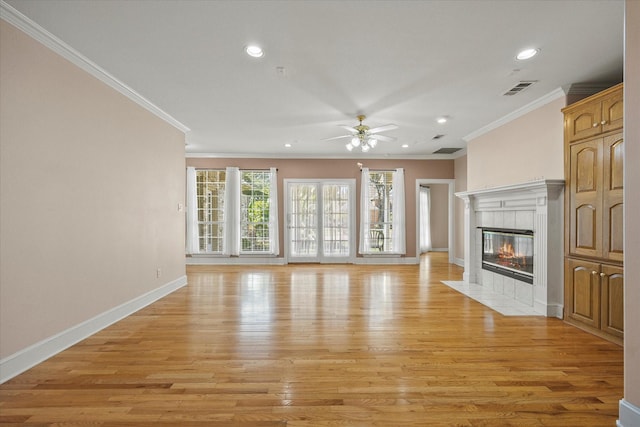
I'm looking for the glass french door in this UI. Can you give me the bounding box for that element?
[286,180,355,263]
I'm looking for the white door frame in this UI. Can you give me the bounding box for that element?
[415,179,455,264]
[284,179,356,264]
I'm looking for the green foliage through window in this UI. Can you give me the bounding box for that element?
[241,171,271,252]
[367,171,394,252]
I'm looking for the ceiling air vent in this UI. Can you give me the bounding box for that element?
[432,147,462,154]
[503,80,537,96]
[432,134,445,140]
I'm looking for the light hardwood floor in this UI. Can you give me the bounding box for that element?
[0,253,623,426]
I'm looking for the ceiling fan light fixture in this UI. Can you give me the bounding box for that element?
[330,115,397,153]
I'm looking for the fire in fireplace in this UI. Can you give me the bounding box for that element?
[481,228,533,284]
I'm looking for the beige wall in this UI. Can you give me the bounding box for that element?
[466,97,565,191]
[186,158,454,258]
[624,0,640,410]
[0,21,186,358]
[454,155,467,262]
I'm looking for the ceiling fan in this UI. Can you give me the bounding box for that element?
[324,115,398,152]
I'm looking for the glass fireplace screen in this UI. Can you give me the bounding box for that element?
[481,228,533,284]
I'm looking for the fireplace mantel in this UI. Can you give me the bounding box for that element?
[456,179,565,211]
[456,180,565,317]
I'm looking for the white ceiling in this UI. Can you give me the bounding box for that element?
[5,0,624,159]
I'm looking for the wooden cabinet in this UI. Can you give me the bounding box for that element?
[602,133,624,262]
[568,138,602,258]
[600,264,624,339]
[565,258,601,329]
[568,132,624,261]
[564,86,624,142]
[563,83,624,345]
[565,259,623,341]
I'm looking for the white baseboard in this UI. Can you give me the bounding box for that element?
[0,275,187,384]
[534,301,564,319]
[187,256,420,265]
[453,257,465,267]
[355,256,419,265]
[187,256,286,265]
[618,399,640,427]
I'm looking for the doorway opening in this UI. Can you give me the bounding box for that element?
[416,179,454,264]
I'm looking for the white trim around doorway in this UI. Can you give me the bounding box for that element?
[415,179,455,264]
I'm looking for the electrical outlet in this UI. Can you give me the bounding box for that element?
[156,268,161,278]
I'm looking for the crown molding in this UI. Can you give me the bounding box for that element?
[463,87,567,142]
[184,151,463,160]
[0,1,190,134]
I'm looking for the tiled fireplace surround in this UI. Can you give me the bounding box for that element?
[456,180,565,318]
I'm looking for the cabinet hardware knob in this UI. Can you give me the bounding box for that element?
[593,123,599,127]
[601,120,607,125]
[600,272,606,277]
[592,271,598,275]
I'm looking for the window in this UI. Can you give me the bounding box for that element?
[187,167,279,256]
[359,168,406,254]
[366,171,394,252]
[196,169,226,253]
[240,170,272,253]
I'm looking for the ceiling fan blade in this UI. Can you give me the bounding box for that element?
[368,124,398,134]
[338,125,358,133]
[322,135,352,141]
[371,134,397,142]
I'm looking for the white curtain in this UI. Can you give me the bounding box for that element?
[268,167,279,255]
[223,166,241,256]
[392,168,406,254]
[185,167,200,254]
[419,186,432,253]
[358,167,371,254]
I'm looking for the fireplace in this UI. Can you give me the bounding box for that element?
[481,228,534,284]
[457,180,565,317]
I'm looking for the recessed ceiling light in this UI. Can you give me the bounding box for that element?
[245,45,264,58]
[436,117,448,124]
[284,143,292,148]
[401,144,409,148]
[516,48,539,60]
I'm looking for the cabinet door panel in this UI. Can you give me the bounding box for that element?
[607,203,624,257]
[606,135,624,191]
[565,258,600,328]
[601,91,624,133]
[569,140,602,257]
[601,265,624,337]
[603,134,624,262]
[566,103,602,142]
[575,147,598,192]
[575,204,597,250]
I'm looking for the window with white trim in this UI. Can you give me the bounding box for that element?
[188,168,278,256]
[195,169,225,253]
[366,170,394,252]
[240,170,272,253]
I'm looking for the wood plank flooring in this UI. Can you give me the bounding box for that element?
[0,253,623,426]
